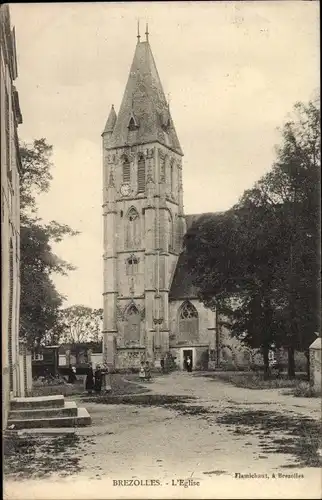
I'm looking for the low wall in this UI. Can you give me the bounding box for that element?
[116,347,146,370]
[309,338,321,392]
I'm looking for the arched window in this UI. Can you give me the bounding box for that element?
[126,207,140,249]
[178,301,199,342]
[128,117,136,131]
[122,156,130,184]
[126,255,139,275]
[124,303,141,344]
[137,154,145,193]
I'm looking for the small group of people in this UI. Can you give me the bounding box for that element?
[139,360,152,381]
[85,363,108,394]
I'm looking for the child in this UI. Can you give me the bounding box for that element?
[145,361,151,381]
[139,361,146,380]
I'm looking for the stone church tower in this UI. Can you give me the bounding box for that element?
[102,28,186,369]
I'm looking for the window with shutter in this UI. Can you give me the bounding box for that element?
[122,156,131,184]
[137,155,145,193]
[8,241,14,391]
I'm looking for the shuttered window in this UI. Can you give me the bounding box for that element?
[8,242,14,391]
[122,157,130,184]
[137,156,145,193]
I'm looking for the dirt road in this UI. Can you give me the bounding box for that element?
[4,372,321,499]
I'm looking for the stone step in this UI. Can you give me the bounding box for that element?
[7,407,91,430]
[9,401,77,420]
[10,395,65,410]
[17,428,77,437]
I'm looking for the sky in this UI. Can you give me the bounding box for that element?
[10,1,319,309]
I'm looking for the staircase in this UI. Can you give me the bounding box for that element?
[8,395,91,430]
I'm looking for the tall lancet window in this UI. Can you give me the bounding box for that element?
[124,303,141,344]
[137,154,146,193]
[122,156,131,184]
[178,301,199,342]
[126,207,140,249]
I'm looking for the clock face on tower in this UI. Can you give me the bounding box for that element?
[120,184,131,197]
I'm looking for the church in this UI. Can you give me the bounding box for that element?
[102,27,253,371]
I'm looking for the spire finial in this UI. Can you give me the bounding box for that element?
[137,20,140,42]
[145,23,149,42]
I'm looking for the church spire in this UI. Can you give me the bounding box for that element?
[105,35,183,155]
[102,104,117,135]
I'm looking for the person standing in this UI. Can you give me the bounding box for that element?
[145,361,151,381]
[139,361,146,380]
[94,364,103,393]
[85,363,94,394]
[186,356,192,373]
[68,364,77,383]
[101,363,111,392]
[160,357,165,374]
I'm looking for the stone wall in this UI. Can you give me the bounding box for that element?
[116,347,146,370]
[1,5,23,429]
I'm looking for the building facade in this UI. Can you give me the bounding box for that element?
[102,30,220,370]
[1,4,25,428]
[102,30,300,372]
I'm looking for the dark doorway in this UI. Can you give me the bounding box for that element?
[183,349,193,372]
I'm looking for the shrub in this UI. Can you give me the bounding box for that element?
[292,381,322,398]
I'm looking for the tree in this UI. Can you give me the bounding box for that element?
[185,208,282,376]
[19,138,53,215]
[185,97,320,378]
[238,97,320,376]
[58,306,103,344]
[19,139,78,348]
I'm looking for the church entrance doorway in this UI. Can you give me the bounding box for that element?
[183,349,193,372]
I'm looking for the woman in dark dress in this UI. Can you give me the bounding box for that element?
[68,364,77,383]
[94,365,103,393]
[85,363,94,394]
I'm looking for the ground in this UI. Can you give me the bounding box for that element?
[4,372,322,499]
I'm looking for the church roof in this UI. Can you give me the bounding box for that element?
[169,251,199,300]
[104,38,183,155]
[169,213,218,300]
